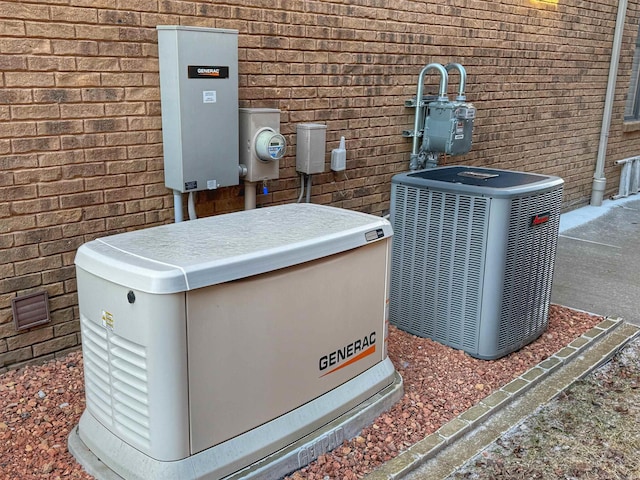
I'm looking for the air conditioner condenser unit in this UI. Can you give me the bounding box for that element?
[390,166,564,360]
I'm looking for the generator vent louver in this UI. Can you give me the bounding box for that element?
[390,166,563,359]
[81,314,151,450]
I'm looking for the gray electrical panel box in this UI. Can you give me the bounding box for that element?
[422,101,475,156]
[157,25,239,193]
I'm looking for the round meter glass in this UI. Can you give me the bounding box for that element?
[255,129,286,161]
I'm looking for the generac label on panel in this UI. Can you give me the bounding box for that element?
[188,65,229,79]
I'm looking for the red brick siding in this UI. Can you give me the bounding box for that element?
[2,0,640,369]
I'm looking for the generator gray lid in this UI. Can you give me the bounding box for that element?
[392,166,564,197]
[75,204,392,294]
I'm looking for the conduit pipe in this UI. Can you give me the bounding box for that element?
[173,190,183,223]
[297,173,305,203]
[591,0,628,206]
[445,63,467,101]
[306,174,312,203]
[187,191,197,220]
[410,63,449,170]
[244,181,257,210]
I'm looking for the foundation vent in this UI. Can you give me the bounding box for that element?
[12,291,51,331]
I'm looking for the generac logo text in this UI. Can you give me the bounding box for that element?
[197,68,220,76]
[319,332,376,377]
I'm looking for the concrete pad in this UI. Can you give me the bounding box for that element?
[552,197,640,325]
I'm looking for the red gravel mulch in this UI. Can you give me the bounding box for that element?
[0,304,602,480]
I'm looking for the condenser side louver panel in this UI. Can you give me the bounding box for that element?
[497,188,563,352]
[390,166,563,360]
[390,186,489,353]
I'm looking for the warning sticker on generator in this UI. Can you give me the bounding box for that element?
[101,310,114,331]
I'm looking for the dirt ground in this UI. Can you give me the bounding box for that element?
[448,337,640,480]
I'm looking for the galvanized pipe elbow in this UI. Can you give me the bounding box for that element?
[411,63,449,164]
[445,63,467,101]
[417,63,449,102]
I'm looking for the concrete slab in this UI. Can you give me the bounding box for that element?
[552,196,640,325]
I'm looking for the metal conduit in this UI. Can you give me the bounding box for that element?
[444,63,467,101]
[410,63,449,170]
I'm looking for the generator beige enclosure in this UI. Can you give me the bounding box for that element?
[68,203,403,480]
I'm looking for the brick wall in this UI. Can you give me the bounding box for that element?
[2,0,640,370]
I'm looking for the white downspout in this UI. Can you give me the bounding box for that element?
[591,0,628,206]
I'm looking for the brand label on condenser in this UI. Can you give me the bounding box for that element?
[319,332,376,377]
[188,65,230,79]
[530,211,551,227]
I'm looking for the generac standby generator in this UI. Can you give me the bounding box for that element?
[68,204,402,480]
[390,166,563,359]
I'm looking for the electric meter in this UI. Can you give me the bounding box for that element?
[255,129,286,161]
[238,108,284,182]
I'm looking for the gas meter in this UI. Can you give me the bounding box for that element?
[422,100,476,156]
[405,62,476,170]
